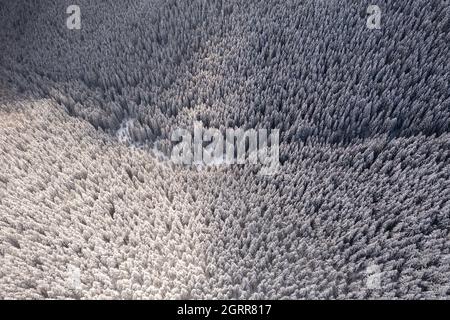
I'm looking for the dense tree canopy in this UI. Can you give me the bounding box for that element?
[0,0,448,299]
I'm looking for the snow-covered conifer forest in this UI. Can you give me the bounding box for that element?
[0,0,449,299]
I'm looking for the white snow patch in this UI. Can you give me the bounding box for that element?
[116,118,135,144]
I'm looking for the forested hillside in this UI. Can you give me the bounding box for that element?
[0,0,449,299]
